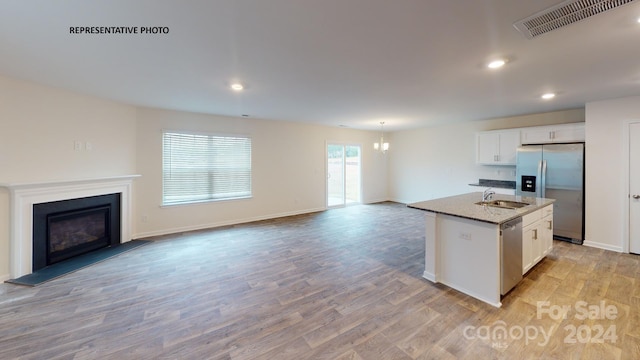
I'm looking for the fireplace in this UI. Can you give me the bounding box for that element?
[32,193,121,272]
[1,175,138,279]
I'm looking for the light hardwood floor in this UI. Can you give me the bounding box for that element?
[0,202,638,359]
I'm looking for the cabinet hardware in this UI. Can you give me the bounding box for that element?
[533,229,538,240]
[633,194,640,199]
[547,220,552,229]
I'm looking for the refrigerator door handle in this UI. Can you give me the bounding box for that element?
[537,160,543,197]
[542,160,548,198]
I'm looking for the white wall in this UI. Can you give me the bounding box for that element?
[388,109,585,204]
[0,75,137,280]
[0,74,388,278]
[134,107,388,238]
[584,95,640,252]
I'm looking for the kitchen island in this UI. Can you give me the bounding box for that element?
[408,192,555,307]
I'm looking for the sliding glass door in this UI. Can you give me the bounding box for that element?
[327,144,361,208]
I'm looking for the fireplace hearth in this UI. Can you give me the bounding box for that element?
[32,193,121,272]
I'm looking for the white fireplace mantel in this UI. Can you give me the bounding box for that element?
[1,175,140,279]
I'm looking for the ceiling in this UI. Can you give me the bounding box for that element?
[1,0,639,130]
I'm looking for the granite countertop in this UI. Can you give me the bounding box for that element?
[407,192,555,225]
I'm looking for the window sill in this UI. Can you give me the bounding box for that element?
[160,196,252,208]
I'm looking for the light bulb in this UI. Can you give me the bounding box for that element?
[488,60,506,69]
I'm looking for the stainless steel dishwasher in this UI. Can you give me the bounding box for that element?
[501,217,523,295]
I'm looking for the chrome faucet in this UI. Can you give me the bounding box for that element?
[482,188,495,202]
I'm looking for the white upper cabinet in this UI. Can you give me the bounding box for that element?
[520,123,585,144]
[477,123,585,167]
[477,132,500,164]
[476,129,520,165]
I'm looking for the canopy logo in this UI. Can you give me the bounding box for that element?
[463,320,551,350]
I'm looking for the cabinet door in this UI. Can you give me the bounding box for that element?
[551,123,585,143]
[523,221,546,274]
[531,223,543,265]
[521,124,585,144]
[497,130,521,165]
[521,126,553,144]
[541,214,553,256]
[523,225,534,274]
[477,132,499,164]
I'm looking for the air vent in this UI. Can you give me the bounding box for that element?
[513,0,638,39]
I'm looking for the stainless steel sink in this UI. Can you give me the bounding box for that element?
[475,200,530,209]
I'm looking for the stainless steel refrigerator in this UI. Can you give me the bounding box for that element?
[516,143,584,244]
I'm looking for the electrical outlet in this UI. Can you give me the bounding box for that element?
[85,142,93,151]
[74,140,82,151]
[459,232,472,240]
[141,215,148,223]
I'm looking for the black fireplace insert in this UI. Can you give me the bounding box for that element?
[32,193,121,271]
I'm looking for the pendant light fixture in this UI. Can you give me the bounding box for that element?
[373,121,389,154]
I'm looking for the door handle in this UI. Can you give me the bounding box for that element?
[541,160,547,198]
[633,195,640,199]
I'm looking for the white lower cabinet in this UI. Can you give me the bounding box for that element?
[522,221,543,274]
[522,225,534,274]
[541,213,553,256]
[522,205,553,275]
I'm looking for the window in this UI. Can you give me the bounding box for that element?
[162,131,252,205]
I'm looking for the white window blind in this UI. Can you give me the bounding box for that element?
[162,131,252,205]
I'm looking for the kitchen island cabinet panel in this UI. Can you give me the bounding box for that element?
[436,214,501,306]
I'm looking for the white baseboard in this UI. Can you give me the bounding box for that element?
[388,197,412,205]
[133,207,326,240]
[582,240,623,253]
[422,271,436,282]
[0,273,10,282]
[363,197,391,204]
[439,279,502,308]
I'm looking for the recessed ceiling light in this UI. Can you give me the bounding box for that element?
[541,93,556,100]
[231,83,244,91]
[487,60,506,69]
